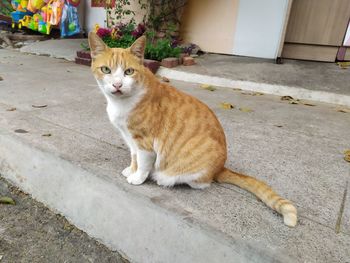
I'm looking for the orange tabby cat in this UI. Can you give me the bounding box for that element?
[88,32,297,227]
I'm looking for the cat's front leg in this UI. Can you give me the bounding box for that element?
[127,149,156,185]
[122,153,137,177]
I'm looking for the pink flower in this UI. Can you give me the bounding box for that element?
[96,28,112,38]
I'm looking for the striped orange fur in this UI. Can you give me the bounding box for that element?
[88,33,297,227]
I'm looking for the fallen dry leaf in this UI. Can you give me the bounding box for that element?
[289,100,299,104]
[281,95,294,101]
[220,102,235,109]
[200,84,216,91]
[6,107,16,111]
[63,222,74,231]
[302,102,316,106]
[161,76,170,82]
[0,196,16,205]
[239,107,254,113]
[32,104,48,108]
[14,129,28,134]
[252,92,264,96]
[337,62,350,69]
[344,150,350,162]
[337,108,350,113]
[42,133,52,137]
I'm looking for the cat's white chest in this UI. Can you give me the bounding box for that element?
[106,102,127,127]
[106,98,139,153]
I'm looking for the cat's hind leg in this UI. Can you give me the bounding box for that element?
[127,150,156,185]
[187,171,214,189]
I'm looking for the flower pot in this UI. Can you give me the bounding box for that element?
[76,50,91,59]
[144,59,160,74]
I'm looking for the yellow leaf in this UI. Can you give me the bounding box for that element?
[220,102,235,109]
[0,196,16,205]
[239,107,253,113]
[200,84,216,91]
[337,62,350,69]
[344,150,350,163]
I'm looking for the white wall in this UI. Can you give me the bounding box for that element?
[84,0,106,33]
[233,0,290,59]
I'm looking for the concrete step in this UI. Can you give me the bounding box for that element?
[0,50,349,263]
[158,67,350,107]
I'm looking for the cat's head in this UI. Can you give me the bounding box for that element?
[88,32,146,99]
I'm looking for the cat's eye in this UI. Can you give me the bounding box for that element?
[101,66,111,74]
[124,68,134,75]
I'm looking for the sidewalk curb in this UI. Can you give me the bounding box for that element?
[0,131,292,263]
[158,67,350,107]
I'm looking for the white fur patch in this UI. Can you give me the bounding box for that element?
[151,170,208,188]
[127,150,156,185]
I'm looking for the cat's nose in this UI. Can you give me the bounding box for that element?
[113,82,122,89]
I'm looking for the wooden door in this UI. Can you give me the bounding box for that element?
[282,0,350,61]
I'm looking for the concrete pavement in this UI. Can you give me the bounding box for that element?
[0,49,350,262]
[18,39,350,106]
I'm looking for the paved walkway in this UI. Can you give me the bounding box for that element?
[0,49,349,262]
[176,53,350,96]
[18,39,350,106]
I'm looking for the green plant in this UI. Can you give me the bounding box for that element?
[145,38,181,61]
[80,42,90,51]
[103,34,136,49]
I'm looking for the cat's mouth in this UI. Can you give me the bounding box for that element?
[111,89,123,95]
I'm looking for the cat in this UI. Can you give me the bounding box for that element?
[88,32,297,227]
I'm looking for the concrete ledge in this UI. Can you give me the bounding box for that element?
[158,67,350,107]
[0,131,290,263]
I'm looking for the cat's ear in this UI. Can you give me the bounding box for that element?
[130,35,146,61]
[88,32,108,59]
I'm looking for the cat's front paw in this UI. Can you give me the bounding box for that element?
[122,166,133,177]
[126,172,148,185]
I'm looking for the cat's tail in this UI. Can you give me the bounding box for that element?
[215,168,297,227]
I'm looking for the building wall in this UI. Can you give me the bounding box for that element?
[180,0,291,59]
[180,0,239,54]
[84,0,106,33]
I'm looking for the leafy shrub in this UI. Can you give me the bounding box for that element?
[96,23,181,61]
[145,39,181,61]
